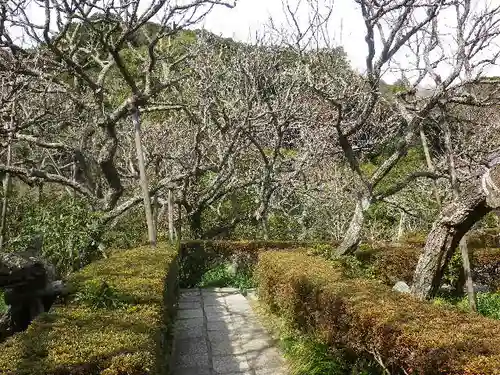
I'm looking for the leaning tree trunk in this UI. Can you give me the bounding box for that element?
[335,197,371,256]
[411,165,500,299]
[167,189,176,243]
[132,109,156,247]
[442,115,476,309]
[0,125,12,251]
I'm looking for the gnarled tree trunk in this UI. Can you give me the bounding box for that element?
[411,165,500,299]
[189,210,203,240]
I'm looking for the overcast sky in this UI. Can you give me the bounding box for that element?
[200,0,367,70]
[198,0,500,85]
[14,0,500,85]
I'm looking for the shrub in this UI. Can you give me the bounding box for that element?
[334,255,375,279]
[178,240,311,287]
[6,196,103,276]
[356,245,500,292]
[196,262,255,291]
[472,293,500,320]
[101,206,148,250]
[306,243,336,258]
[473,248,500,291]
[354,245,420,285]
[468,229,500,249]
[256,251,500,375]
[0,244,178,375]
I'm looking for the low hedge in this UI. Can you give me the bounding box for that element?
[0,244,178,375]
[401,229,500,249]
[256,251,500,375]
[355,245,421,285]
[179,240,313,287]
[473,248,500,291]
[357,245,500,291]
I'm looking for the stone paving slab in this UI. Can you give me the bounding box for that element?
[172,288,287,375]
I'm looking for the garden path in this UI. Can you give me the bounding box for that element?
[171,288,287,375]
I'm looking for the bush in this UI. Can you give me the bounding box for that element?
[473,248,500,291]
[468,229,500,248]
[354,245,420,285]
[470,293,500,320]
[178,240,312,287]
[256,251,500,375]
[101,206,148,250]
[0,244,179,375]
[254,299,379,375]
[5,195,103,276]
[196,262,255,291]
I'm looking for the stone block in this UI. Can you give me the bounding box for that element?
[212,354,249,374]
[177,308,203,320]
[174,338,209,357]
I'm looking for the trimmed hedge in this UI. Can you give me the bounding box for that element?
[355,245,421,285]
[356,245,500,291]
[179,240,313,287]
[0,244,178,375]
[256,251,500,375]
[401,229,500,249]
[474,248,500,291]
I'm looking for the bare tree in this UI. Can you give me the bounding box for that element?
[412,81,500,299]
[0,0,234,246]
[272,0,443,254]
[271,0,500,256]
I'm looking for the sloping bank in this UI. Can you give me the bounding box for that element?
[0,244,178,375]
[256,251,500,374]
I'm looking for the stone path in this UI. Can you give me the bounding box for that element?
[171,288,287,375]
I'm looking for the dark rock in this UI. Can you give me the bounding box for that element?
[0,239,64,342]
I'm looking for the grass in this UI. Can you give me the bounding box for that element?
[0,291,7,314]
[434,291,500,320]
[196,262,255,292]
[475,292,500,319]
[250,300,380,375]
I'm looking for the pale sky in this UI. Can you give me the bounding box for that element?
[13,0,500,85]
[200,0,366,71]
[199,0,500,85]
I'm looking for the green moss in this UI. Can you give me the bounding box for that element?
[0,244,178,375]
